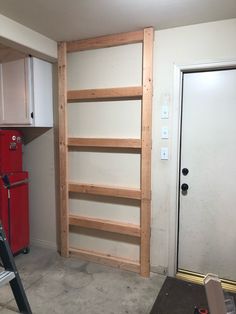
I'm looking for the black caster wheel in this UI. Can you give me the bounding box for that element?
[23,247,30,254]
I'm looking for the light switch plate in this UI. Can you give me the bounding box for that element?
[161,126,169,139]
[161,105,169,119]
[161,147,168,160]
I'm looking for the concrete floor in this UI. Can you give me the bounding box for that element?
[0,246,165,314]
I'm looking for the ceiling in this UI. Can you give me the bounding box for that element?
[0,0,236,42]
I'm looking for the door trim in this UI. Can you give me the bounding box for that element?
[168,60,236,277]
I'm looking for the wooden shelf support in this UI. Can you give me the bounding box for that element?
[68,138,141,149]
[140,27,154,277]
[69,215,141,237]
[58,41,69,257]
[67,86,143,102]
[69,247,140,273]
[67,30,144,52]
[69,182,141,200]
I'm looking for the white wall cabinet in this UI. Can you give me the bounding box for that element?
[0,57,53,127]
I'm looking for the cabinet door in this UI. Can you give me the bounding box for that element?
[0,58,32,125]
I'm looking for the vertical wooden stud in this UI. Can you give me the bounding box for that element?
[58,42,69,257]
[140,27,154,277]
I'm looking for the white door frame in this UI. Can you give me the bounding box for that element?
[168,59,236,277]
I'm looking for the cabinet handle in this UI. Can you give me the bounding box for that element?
[31,112,34,119]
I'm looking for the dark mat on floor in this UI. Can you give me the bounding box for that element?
[150,276,236,314]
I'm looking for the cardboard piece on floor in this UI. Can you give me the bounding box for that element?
[204,274,227,314]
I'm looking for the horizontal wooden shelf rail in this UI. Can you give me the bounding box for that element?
[67,30,144,53]
[67,86,143,102]
[69,214,141,237]
[69,182,141,200]
[69,247,140,273]
[67,138,141,149]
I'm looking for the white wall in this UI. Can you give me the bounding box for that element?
[152,18,236,273]
[23,129,57,249]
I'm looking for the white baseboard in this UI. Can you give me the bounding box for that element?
[30,238,58,250]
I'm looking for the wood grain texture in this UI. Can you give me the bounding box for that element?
[69,182,141,200]
[59,28,154,277]
[67,86,143,102]
[58,42,69,257]
[69,247,140,273]
[67,138,141,149]
[140,27,154,277]
[67,30,144,52]
[69,214,141,237]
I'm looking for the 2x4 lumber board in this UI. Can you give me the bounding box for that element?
[140,27,154,277]
[69,247,140,273]
[67,30,144,52]
[69,214,141,237]
[69,183,141,200]
[67,138,141,149]
[58,42,69,257]
[67,86,143,102]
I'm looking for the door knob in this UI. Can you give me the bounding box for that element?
[182,168,189,176]
[181,183,189,191]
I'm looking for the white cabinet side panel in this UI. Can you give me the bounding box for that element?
[32,57,53,127]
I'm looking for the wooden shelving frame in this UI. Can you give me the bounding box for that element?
[58,28,154,277]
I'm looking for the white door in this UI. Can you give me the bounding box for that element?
[178,69,236,281]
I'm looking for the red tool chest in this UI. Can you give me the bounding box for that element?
[0,130,29,254]
[0,130,23,173]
